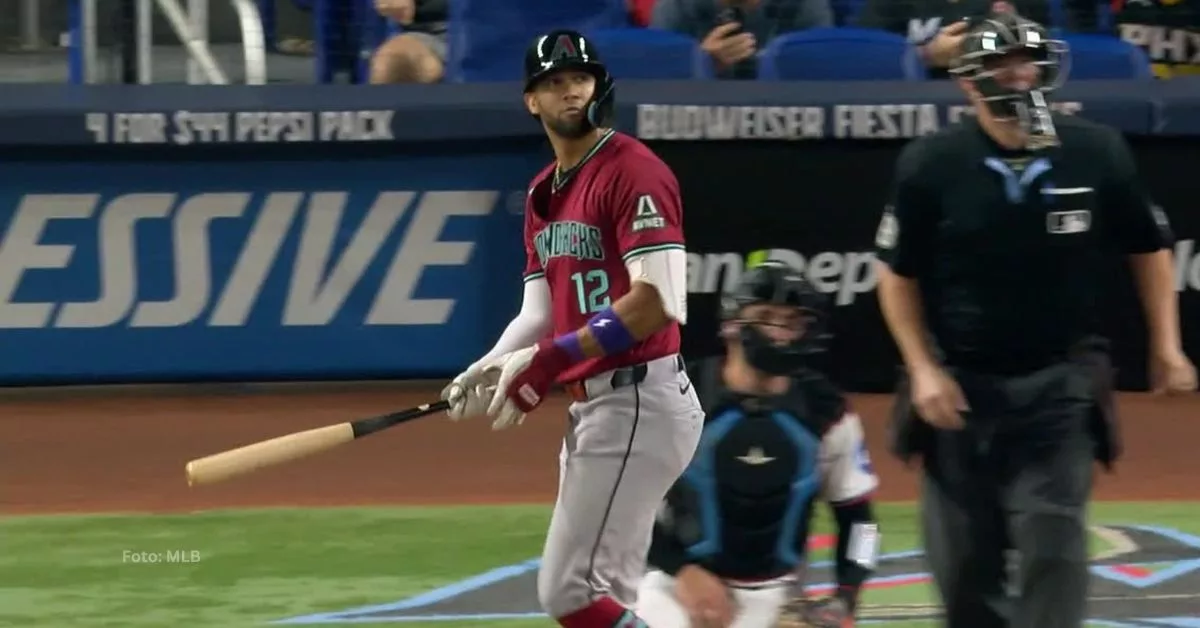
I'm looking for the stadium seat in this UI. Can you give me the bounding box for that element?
[582,28,714,79]
[1058,34,1153,80]
[1046,0,1115,32]
[444,0,629,82]
[757,27,927,81]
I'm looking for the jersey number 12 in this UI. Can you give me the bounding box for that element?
[570,270,611,314]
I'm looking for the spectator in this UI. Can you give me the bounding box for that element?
[651,0,834,78]
[370,0,448,84]
[630,0,657,26]
[1113,0,1200,78]
[854,0,1101,77]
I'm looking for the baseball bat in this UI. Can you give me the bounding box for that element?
[184,400,450,487]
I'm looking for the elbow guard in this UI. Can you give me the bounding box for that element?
[625,247,688,324]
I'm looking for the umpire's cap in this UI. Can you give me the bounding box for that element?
[523,30,615,128]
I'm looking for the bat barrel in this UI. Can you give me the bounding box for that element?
[185,423,355,486]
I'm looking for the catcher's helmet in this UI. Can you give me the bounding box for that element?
[949,12,1069,148]
[523,29,615,128]
[720,261,831,375]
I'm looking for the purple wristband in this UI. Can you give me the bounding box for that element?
[587,306,637,356]
[553,332,586,362]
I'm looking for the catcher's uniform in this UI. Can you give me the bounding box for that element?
[635,358,880,628]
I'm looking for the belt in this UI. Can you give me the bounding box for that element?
[563,355,685,403]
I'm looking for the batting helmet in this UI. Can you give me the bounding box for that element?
[720,261,831,375]
[523,29,615,128]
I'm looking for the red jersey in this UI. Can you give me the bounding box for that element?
[522,131,685,384]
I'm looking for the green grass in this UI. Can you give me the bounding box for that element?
[1,502,1198,627]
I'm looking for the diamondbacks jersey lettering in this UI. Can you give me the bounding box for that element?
[522,131,686,383]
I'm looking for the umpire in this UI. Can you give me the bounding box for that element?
[873,11,1197,628]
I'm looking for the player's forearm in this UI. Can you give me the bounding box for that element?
[1129,249,1184,355]
[474,278,553,367]
[875,263,938,371]
[573,282,671,359]
[475,312,552,367]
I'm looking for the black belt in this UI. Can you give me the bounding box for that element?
[565,355,685,402]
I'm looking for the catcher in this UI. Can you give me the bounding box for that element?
[635,262,880,628]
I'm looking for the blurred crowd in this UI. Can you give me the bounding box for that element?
[367,0,1200,84]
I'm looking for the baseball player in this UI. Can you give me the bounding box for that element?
[635,262,880,628]
[875,12,1197,628]
[440,30,704,628]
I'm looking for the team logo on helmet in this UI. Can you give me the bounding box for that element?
[549,34,579,62]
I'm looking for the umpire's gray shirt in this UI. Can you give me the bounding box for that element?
[650,0,834,78]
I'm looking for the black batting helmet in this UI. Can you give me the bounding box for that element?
[523,29,615,128]
[720,261,831,375]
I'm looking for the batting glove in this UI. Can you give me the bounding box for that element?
[486,338,573,429]
[440,365,497,422]
[776,596,853,628]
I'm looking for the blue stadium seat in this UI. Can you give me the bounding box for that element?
[445,0,629,82]
[757,27,927,81]
[1046,0,1115,33]
[1059,33,1153,80]
[582,28,713,79]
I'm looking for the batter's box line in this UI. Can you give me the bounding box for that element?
[272,552,926,625]
[272,559,542,625]
[271,525,1198,626]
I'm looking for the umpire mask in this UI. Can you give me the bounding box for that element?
[720,262,831,376]
[949,13,1069,150]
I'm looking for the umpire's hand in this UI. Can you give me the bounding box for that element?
[1149,349,1198,395]
[909,364,969,430]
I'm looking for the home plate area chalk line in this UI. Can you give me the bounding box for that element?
[274,525,1200,626]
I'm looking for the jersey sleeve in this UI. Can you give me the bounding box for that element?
[608,158,686,263]
[818,414,879,504]
[874,141,939,278]
[522,196,544,282]
[1100,129,1174,254]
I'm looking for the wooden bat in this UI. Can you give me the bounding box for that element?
[184,400,451,487]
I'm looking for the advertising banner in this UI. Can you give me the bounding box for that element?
[654,139,1200,392]
[0,79,1196,390]
[0,154,538,384]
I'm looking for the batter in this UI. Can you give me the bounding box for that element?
[440,29,703,628]
[636,262,880,628]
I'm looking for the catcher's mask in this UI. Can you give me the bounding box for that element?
[949,12,1070,150]
[523,29,615,130]
[720,261,831,376]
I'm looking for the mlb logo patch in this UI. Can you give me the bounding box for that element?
[1046,210,1091,234]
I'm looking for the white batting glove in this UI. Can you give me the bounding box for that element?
[483,347,537,430]
[440,365,496,421]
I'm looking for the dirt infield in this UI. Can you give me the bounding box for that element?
[1,386,1196,515]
